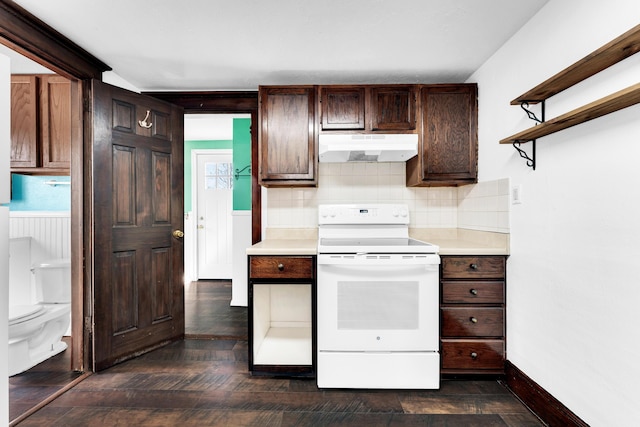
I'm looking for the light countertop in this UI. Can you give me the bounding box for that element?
[246,228,509,256]
[245,228,318,255]
[245,239,318,255]
[409,228,509,256]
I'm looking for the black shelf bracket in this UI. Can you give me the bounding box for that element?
[235,164,251,179]
[513,140,536,170]
[512,101,545,170]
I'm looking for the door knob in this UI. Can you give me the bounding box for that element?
[172,229,185,238]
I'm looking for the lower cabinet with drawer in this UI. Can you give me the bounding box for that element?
[440,255,507,376]
[248,255,316,377]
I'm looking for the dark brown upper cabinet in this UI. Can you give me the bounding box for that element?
[319,85,417,133]
[258,86,317,187]
[320,86,366,130]
[406,84,478,187]
[10,75,39,168]
[370,85,417,131]
[10,74,73,174]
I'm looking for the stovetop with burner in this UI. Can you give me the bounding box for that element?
[317,204,439,255]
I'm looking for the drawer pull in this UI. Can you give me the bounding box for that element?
[469,288,478,296]
[277,263,285,271]
[470,352,478,359]
[470,317,478,324]
[470,263,478,270]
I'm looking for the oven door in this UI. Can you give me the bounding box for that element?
[317,253,440,352]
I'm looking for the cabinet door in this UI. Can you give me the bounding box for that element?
[259,86,316,186]
[320,86,365,130]
[10,75,39,168]
[40,75,72,169]
[370,85,416,131]
[419,84,477,183]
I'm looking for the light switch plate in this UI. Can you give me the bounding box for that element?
[511,184,523,205]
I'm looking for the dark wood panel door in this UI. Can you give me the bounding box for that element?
[10,75,39,168]
[90,80,184,371]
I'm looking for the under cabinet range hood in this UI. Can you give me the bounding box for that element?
[318,134,418,163]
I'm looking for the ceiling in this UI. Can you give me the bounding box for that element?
[9,0,549,91]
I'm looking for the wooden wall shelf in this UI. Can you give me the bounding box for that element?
[511,24,640,105]
[502,23,640,169]
[501,83,640,144]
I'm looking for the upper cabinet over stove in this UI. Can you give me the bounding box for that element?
[258,83,478,188]
[318,85,417,132]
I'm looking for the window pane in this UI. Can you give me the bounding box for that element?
[205,162,217,175]
[205,177,217,190]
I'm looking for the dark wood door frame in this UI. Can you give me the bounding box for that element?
[0,0,110,79]
[1,0,111,373]
[144,91,261,244]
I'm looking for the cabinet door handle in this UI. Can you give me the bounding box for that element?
[470,288,478,296]
[470,352,478,359]
[277,263,284,271]
[470,317,478,324]
[470,263,478,270]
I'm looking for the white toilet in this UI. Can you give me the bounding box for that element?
[8,238,71,376]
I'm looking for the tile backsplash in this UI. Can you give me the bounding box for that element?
[266,163,510,233]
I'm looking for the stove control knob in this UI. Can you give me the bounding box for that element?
[399,208,408,217]
[392,208,399,217]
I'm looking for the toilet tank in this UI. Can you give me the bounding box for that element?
[33,259,71,303]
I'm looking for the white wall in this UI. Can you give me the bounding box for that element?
[469,0,640,425]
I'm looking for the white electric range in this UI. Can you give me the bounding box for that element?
[316,204,441,389]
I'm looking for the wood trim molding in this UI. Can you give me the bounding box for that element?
[145,91,261,244]
[143,91,258,113]
[0,0,110,79]
[505,360,589,427]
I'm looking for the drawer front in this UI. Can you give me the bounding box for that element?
[442,256,505,279]
[442,281,504,304]
[441,307,504,337]
[441,339,504,370]
[250,256,314,279]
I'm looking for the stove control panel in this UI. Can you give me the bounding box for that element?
[318,204,409,225]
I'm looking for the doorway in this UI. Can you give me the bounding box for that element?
[194,150,233,279]
[1,44,84,423]
[183,114,252,337]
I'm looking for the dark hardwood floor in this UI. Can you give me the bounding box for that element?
[11,281,543,426]
[184,280,248,339]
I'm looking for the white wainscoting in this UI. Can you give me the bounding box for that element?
[9,211,71,263]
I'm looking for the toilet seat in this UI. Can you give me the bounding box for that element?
[9,305,46,326]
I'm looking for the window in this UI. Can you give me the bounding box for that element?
[205,162,233,190]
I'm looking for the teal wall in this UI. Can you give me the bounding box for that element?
[8,174,70,211]
[184,117,252,212]
[232,118,252,211]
